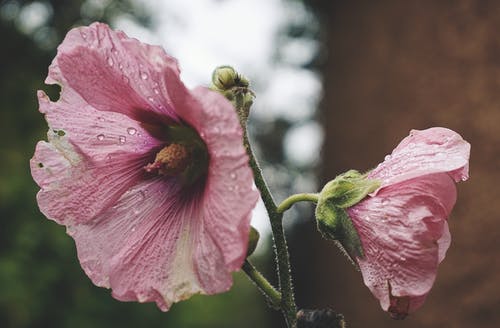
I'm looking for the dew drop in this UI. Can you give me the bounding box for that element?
[384,155,392,161]
[107,57,114,66]
[118,63,123,70]
[80,31,87,39]
[118,136,126,144]
[153,88,160,94]
[228,185,234,191]
[97,134,105,141]
[97,116,104,122]
[461,176,467,181]
[127,127,137,135]
[381,199,389,205]
[122,75,130,84]
[230,172,237,179]
[141,72,149,80]
[147,96,154,102]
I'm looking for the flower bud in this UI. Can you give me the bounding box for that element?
[210,66,255,126]
[211,65,249,91]
[246,226,260,257]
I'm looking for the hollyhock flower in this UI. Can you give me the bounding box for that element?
[347,127,470,318]
[30,23,258,311]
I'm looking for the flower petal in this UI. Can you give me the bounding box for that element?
[49,22,180,122]
[368,127,470,188]
[31,89,163,225]
[157,69,259,271]
[347,173,457,314]
[30,134,150,225]
[68,178,235,311]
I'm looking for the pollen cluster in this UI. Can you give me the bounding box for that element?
[145,143,190,176]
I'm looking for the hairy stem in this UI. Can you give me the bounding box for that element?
[243,131,298,328]
[277,193,319,214]
[242,259,281,308]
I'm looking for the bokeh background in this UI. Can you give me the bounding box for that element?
[1,0,499,327]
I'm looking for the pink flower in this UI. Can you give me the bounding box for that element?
[347,127,470,318]
[30,23,258,311]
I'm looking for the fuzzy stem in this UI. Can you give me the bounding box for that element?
[277,193,319,214]
[242,259,282,308]
[243,131,298,328]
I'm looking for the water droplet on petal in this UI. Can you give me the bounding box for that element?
[107,57,114,66]
[118,63,123,70]
[384,155,392,161]
[381,198,389,205]
[80,31,87,39]
[230,172,237,179]
[122,75,130,84]
[461,176,467,181]
[141,72,149,80]
[97,117,104,122]
[97,134,105,141]
[118,136,126,144]
[147,96,154,102]
[127,127,137,135]
[153,88,160,94]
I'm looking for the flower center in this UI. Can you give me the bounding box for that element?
[144,125,209,185]
[145,143,191,176]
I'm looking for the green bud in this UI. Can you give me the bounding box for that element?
[315,170,381,261]
[246,226,260,257]
[211,65,249,91]
[210,65,255,127]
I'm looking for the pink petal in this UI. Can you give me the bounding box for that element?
[348,173,457,314]
[30,137,150,225]
[192,88,259,272]
[32,89,162,225]
[48,22,180,122]
[368,127,470,188]
[157,68,259,271]
[67,179,195,311]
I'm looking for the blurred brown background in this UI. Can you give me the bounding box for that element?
[293,0,500,327]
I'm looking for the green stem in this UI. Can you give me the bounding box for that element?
[242,260,281,308]
[277,193,319,214]
[243,131,298,328]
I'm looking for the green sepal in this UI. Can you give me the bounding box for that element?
[319,170,380,209]
[315,170,381,261]
[315,204,364,260]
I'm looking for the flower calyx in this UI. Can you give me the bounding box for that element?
[315,170,381,261]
